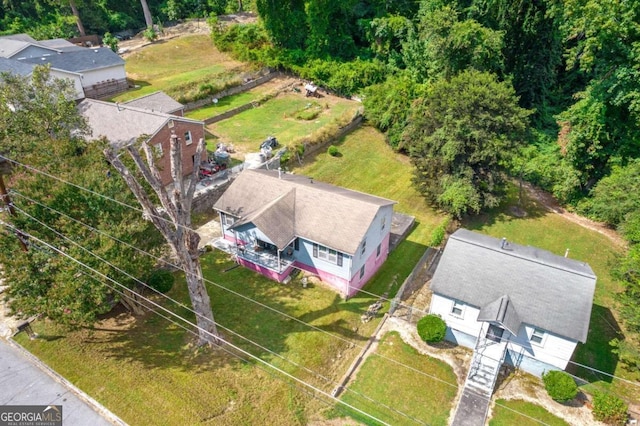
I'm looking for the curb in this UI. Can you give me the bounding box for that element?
[4,337,128,426]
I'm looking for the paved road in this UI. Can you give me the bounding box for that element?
[0,338,126,426]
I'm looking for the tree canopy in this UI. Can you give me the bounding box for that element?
[0,67,161,327]
[405,70,531,217]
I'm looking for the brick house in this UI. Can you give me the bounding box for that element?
[78,98,205,185]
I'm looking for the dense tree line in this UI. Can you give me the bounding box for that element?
[0,0,248,38]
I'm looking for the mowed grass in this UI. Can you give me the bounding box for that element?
[294,125,445,248]
[489,399,569,426]
[464,185,640,403]
[331,332,458,425]
[208,94,361,150]
[112,35,246,102]
[15,250,390,425]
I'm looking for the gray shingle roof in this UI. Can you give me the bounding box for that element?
[0,57,34,76]
[78,99,203,147]
[431,229,596,342]
[20,47,123,73]
[214,169,396,254]
[123,91,184,114]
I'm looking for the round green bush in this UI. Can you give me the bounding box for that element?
[327,145,339,157]
[416,314,447,343]
[592,392,628,425]
[542,370,578,402]
[147,269,175,294]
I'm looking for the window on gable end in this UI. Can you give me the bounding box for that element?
[184,131,193,145]
[530,328,546,345]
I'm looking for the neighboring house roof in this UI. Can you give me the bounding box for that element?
[0,57,34,76]
[431,229,596,342]
[214,169,396,254]
[123,91,184,114]
[77,99,203,147]
[0,34,82,59]
[38,38,78,50]
[20,47,124,73]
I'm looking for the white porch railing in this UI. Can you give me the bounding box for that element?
[212,238,294,273]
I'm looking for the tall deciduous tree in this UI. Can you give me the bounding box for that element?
[403,2,504,82]
[105,134,220,346]
[405,70,531,217]
[255,0,308,49]
[0,67,160,326]
[557,0,640,191]
[140,0,153,28]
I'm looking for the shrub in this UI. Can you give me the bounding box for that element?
[592,392,628,425]
[147,269,175,294]
[327,145,339,157]
[429,217,450,247]
[542,370,578,402]
[143,27,158,42]
[102,32,119,53]
[416,314,446,343]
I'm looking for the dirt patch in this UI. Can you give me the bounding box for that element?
[491,372,603,425]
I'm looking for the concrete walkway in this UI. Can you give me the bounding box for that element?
[451,387,491,426]
[0,338,126,425]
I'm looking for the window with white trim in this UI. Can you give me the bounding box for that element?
[359,265,365,279]
[530,328,546,345]
[376,243,381,257]
[451,300,464,317]
[381,216,386,231]
[222,214,235,226]
[154,143,163,156]
[184,131,193,145]
[313,243,342,265]
[361,238,366,256]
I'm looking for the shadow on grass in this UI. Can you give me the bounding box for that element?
[568,304,621,384]
[463,182,550,231]
[87,249,400,371]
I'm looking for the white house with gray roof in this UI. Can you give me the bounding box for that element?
[429,229,596,393]
[0,34,126,99]
[213,169,396,296]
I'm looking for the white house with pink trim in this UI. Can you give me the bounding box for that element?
[213,169,396,297]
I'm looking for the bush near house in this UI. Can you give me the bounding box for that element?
[417,314,447,343]
[592,392,628,425]
[327,145,339,156]
[542,370,578,402]
[147,269,175,294]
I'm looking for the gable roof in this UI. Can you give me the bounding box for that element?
[214,169,396,254]
[78,99,203,147]
[431,229,596,342]
[123,91,184,114]
[0,57,35,76]
[19,47,123,73]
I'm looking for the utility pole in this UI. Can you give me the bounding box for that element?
[0,157,28,252]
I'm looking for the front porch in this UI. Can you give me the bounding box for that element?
[212,238,295,277]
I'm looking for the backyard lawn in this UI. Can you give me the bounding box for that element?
[331,332,458,425]
[207,93,361,153]
[489,399,569,426]
[111,35,247,102]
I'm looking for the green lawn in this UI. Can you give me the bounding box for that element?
[186,87,274,120]
[489,399,569,426]
[331,332,458,425]
[464,185,640,403]
[208,94,361,151]
[15,250,394,425]
[112,35,247,102]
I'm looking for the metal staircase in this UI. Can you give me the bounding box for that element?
[464,323,508,396]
